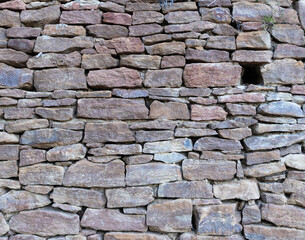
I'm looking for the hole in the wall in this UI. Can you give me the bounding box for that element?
[241,65,263,85]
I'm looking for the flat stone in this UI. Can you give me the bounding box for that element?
[144,68,182,88]
[100,1,124,12]
[9,209,80,236]
[20,6,60,27]
[149,101,189,120]
[165,11,200,24]
[271,24,305,46]
[123,155,153,165]
[126,2,161,11]
[194,137,242,151]
[233,2,271,22]
[182,159,236,181]
[136,130,173,143]
[133,11,164,24]
[253,123,305,134]
[246,150,280,165]
[130,23,163,36]
[0,190,50,213]
[104,232,170,240]
[282,154,305,170]
[87,24,128,39]
[20,149,45,167]
[242,203,261,225]
[218,93,265,103]
[20,129,82,148]
[19,164,65,185]
[110,37,144,54]
[0,161,18,178]
[161,55,185,68]
[163,2,197,13]
[180,232,244,240]
[87,67,142,89]
[261,59,305,85]
[103,12,132,26]
[191,105,227,121]
[0,28,7,48]
[258,101,304,117]
[206,36,236,50]
[232,50,273,63]
[143,34,172,45]
[186,48,229,63]
[274,44,305,59]
[0,213,9,236]
[35,107,73,121]
[77,98,148,120]
[226,103,256,116]
[60,10,101,24]
[81,208,147,231]
[130,120,176,131]
[42,24,86,37]
[0,49,28,68]
[195,204,242,236]
[146,42,185,55]
[244,162,286,177]
[8,39,35,54]
[213,179,260,200]
[50,187,106,208]
[218,128,252,140]
[143,138,192,153]
[0,132,19,143]
[34,36,93,53]
[158,180,213,198]
[27,52,81,69]
[147,199,192,232]
[46,144,86,162]
[89,144,141,156]
[81,54,118,70]
[63,160,125,187]
[0,10,21,27]
[126,163,182,186]
[236,31,271,49]
[0,145,19,160]
[184,63,242,87]
[106,186,154,208]
[200,7,231,23]
[120,54,161,69]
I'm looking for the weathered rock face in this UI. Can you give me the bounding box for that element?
[104,232,171,240]
[20,6,60,27]
[46,144,86,162]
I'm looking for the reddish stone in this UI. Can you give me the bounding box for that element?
[110,37,144,54]
[218,93,265,103]
[0,10,21,28]
[0,0,26,10]
[161,55,185,68]
[291,85,305,95]
[149,101,189,120]
[103,12,132,26]
[8,39,35,53]
[191,105,227,121]
[60,10,101,25]
[6,27,41,38]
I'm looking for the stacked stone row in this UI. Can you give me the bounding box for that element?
[0,0,305,239]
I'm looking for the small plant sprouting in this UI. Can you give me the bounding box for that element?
[262,15,276,32]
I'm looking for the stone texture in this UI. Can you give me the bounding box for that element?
[186,48,229,63]
[42,24,86,37]
[191,105,227,121]
[0,64,33,89]
[0,161,18,178]
[104,232,170,240]
[87,24,128,39]
[0,10,21,27]
[144,68,182,88]
[81,54,118,69]
[258,101,304,117]
[46,144,86,162]
[236,31,271,49]
[149,101,189,120]
[165,11,200,24]
[244,162,286,178]
[0,212,9,236]
[103,12,132,26]
[0,49,28,68]
[282,154,305,170]
[271,24,305,46]
[143,138,192,153]
[194,137,243,151]
[120,54,161,69]
[60,10,101,24]
[20,6,60,27]
[20,149,46,167]
[146,42,185,55]
[0,145,19,160]
[233,2,271,22]
[246,150,280,165]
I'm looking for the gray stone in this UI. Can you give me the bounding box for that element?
[20,6,60,27]
[258,101,304,117]
[0,145,19,160]
[244,162,286,178]
[0,212,9,236]
[271,24,305,46]
[0,161,18,178]
[104,232,170,240]
[46,144,86,162]
[20,149,45,167]
[135,130,173,143]
[0,10,21,27]
[194,137,243,151]
[246,150,280,165]
[5,119,49,134]
[143,138,192,153]
[282,154,305,170]
[154,152,186,164]
[242,204,261,225]
[144,68,182,88]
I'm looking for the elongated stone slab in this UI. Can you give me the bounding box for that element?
[258,101,305,117]
[143,138,192,153]
[46,144,86,162]
[104,232,171,240]
[194,137,243,151]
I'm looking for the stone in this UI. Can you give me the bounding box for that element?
[213,179,260,200]
[253,123,305,134]
[0,190,50,213]
[261,192,286,205]
[5,119,48,134]
[153,152,186,164]
[8,39,35,54]
[261,59,305,85]
[81,54,118,70]
[19,164,65,185]
[213,23,236,36]
[87,24,128,39]
[6,27,40,38]
[182,159,236,181]
[20,6,60,27]
[103,12,132,26]
[195,204,242,236]
[104,232,170,240]
[42,24,86,37]
[146,42,185,55]
[0,145,19,160]
[20,129,82,148]
[261,204,305,229]
[143,138,192,153]
[0,161,18,178]
[50,187,106,208]
[34,68,86,92]
[282,154,305,170]
[133,11,164,24]
[34,36,93,53]
[186,48,229,63]
[0,49,28,68]
[200,7,231,23]
[46,144,86,162]
[242,204,261,225]
[0,28,6,48]
[126,163,181,186]
[4,107,35,119]
[123,155,153,165]
[89,144,141,156]
[226,103,256,116]
[194,137,243,151]
[130,24,163,37]
[271,24,305,46]
[9,209,80,236]
[130,120,176,131]
[136,130,173,143]
[63,160,125,187]
[184,63,242,87]
[258,101,304,117]
[233,2,271,22]
[35,108,73,122]
[77,98,148,119]
[60,10,101,24]
[143,34,172,45]
[0,10,21,27]
[20,149,46,167]
[27,52,81,69]
[246,150,280,165]
[218,128,252,140]
[206,36,236,50]
[244,225,305,240]
[110,37,144,54]
[236,31,271,49]
[147,199,192,232]
[0,213,9,236]
[126,2,161,11]
[232,50,273,63]
[149,101,189,120]
[158,180,213,199]
[106,187,154,208]
[244,162,286,177]
[165,11,200,24]
[100,1,124,12]
[191,105,227,121]
[81,208,147,231]
[144,68,182,88]
[274,44,305,59]
[120,55,161,69]
[161,55,185,68]
[180,232,244,240]
[163,2,197,13]
[0,132,19,143]
[218,93,265,103]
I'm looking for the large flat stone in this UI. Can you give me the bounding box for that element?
[42,24,86,37]
[233,2,271,22]
[86,24,128,39]
[191,105,227,121]
[60,10,101,24]
[244,162,286,177]
[146,42,185,55]
[5,119,49,134]
[271,24,305,46]
[20,6,60,27]
[0,49,28,68]
[143,138,192,153]
[0,161,18,178]
[46,144,86,162]
[258,101,304,117]
[282,154,305,170]
[236,31,271,49]
[104,232,171,240]
[89,144,142,156]
[0,10,21,27]
[144,68,182,88]
[149,101,190,120]
[120,54,161,69]
[0,145,19,160]
[194,137,242,151]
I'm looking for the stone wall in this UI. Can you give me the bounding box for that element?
[0,0,305,239]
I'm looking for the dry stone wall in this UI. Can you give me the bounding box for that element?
[0,0,305,239]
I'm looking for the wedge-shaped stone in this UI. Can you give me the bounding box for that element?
[214,179,260,201]
[19,164,65,185]
[244,132,305,151]
[261,59,305,85]
[86,24,128,39]
[20,149,45,167]
[194,137,242,151]
[0,63,33,89]
[246,150,280,165]
[261,204,305,229]
[81,54,118,69]
[34,36,93,53]
[218,128,252,140]
[0,10,21,27]
[0,212,9,236]
[149,101,189,120]
[0,190,50,213]
[50,187,106,208]
[9,208,80,236]
[104,232,171,240]
[111,37,144,54]
[106,187,154,208]
[232,50,273,63]
[78,98,148,120]
[244,162,286,178]
[81,208,147,231]
[236,31,271,49]
[87,67,142,89]
[282,154,305,170]
[144,68,182,88]
[143,138,192,153]
[89,144,141,156]
[0,132,19,143]
[146,42,185,55]
[34,68,86,92]
[60,10,101,24]
[233,2,271,22]
[0,161,18,178]
[147,199,192,232]
[84,122,134,143]
[244,225,305,240]
[35,108,73,121]
[63,160,125,188]
[46,144,86,162]
[20,129,82,148]
[120,55,161,69]
[20,5,60,27]
[126,163,182,186]
[42,24,86,37]
[271,24,305,46]
[0,145,19,160]
[158,180,213,198]
[258,101,304,117]
[27,52,81,69]
[195,204,242,236]
[182,159,236,181]
[0,49,28,68]
[184,63,242,87]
